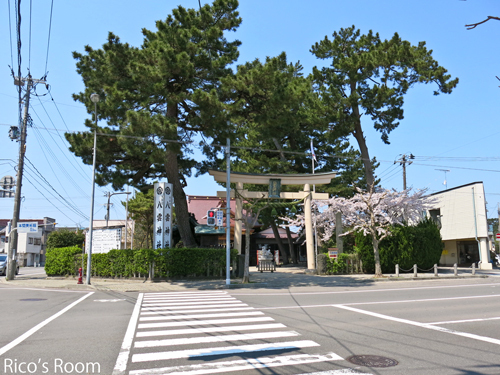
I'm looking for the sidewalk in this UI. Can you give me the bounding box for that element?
[1,264,498,292]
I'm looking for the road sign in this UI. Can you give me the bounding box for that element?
[216,210,224,227]
[496,233,500,240]
[17,222,38,233]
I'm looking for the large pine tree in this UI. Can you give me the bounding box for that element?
[67,0,241,247]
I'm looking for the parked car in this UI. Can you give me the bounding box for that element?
[0,254,19,276]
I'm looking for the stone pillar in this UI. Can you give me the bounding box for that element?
[479,237,493,270]
[235,182,243,254]
[304,184,315,270]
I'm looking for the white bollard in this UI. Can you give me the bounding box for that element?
[434,264,438,277]
[395,264,399,277]
[413,264,417,278]
[454,263,458,276]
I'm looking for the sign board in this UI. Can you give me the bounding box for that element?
[328,250,338,259]
[216,210,224,227]
[154,182,173,249]
[268,179,281,198]
[496,233,500,241]
[85,228,121,254]
[17,222,38,233]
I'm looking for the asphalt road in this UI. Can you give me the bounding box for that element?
[0,277,499,375]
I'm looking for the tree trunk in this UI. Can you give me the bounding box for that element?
[164,103,197,247]
[285,226,297,264]
[270,221,289,265]
[372,236,383,277]
[350,84,375,189]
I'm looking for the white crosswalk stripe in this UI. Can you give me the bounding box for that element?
[114,291,345,375]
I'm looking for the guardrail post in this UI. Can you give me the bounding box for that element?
[413,264,417,277]
[472,263,476,275]
[454,263,458,276]
[434,264,438,277]
[395,264,399,277]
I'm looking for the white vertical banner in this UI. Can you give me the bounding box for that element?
[154,182,173,249]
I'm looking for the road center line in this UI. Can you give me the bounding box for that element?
[429,316,500,325]
[0,291,94,357]
[334,304,500,347]
[256,294,500,311]
[228,282,500,297]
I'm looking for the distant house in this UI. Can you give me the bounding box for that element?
[187,195,300,265]
[0,217,56,266]
[427,182,492,269]
[187,195,244,248]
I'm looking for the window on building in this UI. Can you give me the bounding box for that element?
[429,209,441,228]
[28,237,34,244]
[34,238,41,246]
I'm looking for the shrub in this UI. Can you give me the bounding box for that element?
[47,230,85,250]
[45,246,82,276]
[48,247,239,278]
[355,218,443,274]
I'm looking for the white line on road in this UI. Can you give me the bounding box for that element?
[142,303,248,311]
[0,286,89,293]
[140,306,255,315]
[334,304,500,347]
[129,352,344,375]
[228,282,500,297]
[135,323,288,338]
[142,300,241,307]
[256,294,500,311]
[138,316,274,329]
[297,371,372,375]
[112,293,143,375]
[0,291,94,357]
[144,291,228,297]
[143,296,236,302]
[132,340,320,362]
[134,331,301,348]
[139,311,263,321]
[429,316,500,325]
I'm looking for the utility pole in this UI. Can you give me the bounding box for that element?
[394,154,414,191]
[7,75,45,280]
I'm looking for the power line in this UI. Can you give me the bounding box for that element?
[24,157,89,220]
[29,103,91,198]
[7,0,14,69]
[44,0,54,75]
[28,0,32,71]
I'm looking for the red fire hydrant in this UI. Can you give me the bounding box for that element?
[77,267,83,284]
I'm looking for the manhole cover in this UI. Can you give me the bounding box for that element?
[19,298,47,302]
[346,355,398,368]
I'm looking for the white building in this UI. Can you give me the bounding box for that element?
[0,217,56,266]
[427,182,492,269]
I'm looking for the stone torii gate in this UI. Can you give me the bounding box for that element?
[209,170,336,270]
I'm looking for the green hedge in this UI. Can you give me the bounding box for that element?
[46,247,238,278]
[45,246,82,276]
[355,218,443,274]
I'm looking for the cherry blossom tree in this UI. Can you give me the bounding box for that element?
[283,187,434,277]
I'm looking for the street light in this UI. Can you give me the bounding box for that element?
[87,93,99,285]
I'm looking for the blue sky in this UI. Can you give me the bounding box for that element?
[1,0,499,227]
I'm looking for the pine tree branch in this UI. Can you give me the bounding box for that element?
[465,16,500,30]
